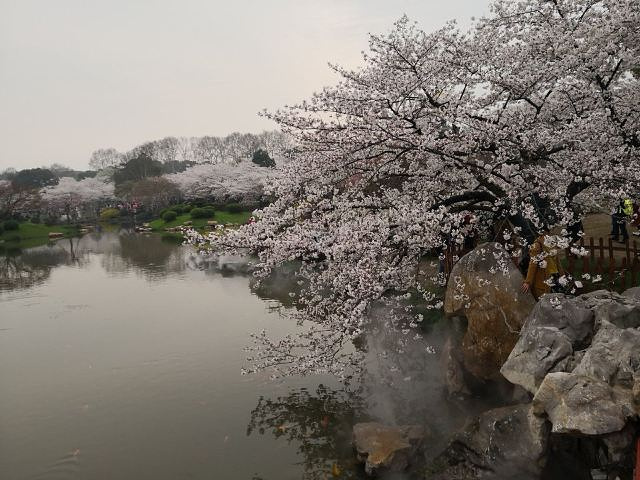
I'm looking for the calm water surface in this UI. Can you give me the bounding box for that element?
[1,231,497,480]
[0,231,352,480]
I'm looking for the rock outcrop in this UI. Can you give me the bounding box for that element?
[425,404,548,479]
[500,294,595,393]
[501,289,640,438]
[442,337,470,397]
[532,372,636,435]
[352,422,425,475]
[424,286,640,478]
[444,242,536,380]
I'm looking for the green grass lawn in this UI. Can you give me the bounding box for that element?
[149,214,207,230]
[0,222,79,249]
[149,210,253,232]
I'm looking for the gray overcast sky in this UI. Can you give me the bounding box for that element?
[0,0,490,171]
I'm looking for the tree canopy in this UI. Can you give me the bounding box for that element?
[12,168,57,189]
[252,149,276,168]
[190,0,640,378]
[113,154,164,185]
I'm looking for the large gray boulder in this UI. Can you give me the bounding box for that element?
[500,294,594,393]
[532,372,636,435]
[580,289,640,329]
[622,286,640,302]
[573,321,640,388]
[444,242,536,380]
[500,325,574,394]
[501,289,640,437]
[425,404,548,479]
[352,422,426,476]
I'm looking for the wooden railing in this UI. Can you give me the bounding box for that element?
[444,237,640,293]
[565,238,640,293]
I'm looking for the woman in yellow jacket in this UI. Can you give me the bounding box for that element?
[521,233,563,300]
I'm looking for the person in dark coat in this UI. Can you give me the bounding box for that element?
[611,199,629,243]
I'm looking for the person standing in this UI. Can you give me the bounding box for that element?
[521,231,564,300]
[611,199,629,243]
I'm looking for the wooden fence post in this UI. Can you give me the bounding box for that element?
[599,237,604,261]
[608,237,614,260]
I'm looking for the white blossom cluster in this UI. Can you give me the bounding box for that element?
[190,0,639,377]
[40,177,114,218]
[164,162,275,205]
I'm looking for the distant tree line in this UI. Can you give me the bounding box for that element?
[0,131,288,224]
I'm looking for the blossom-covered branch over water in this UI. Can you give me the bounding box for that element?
[189,0,640,377]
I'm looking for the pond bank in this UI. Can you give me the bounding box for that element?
[0,222,80,250]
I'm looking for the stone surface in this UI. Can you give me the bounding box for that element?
[500,325,573,394]
[352,422,425,476]
[532,372,636,435]
[442,337,470,397]
[572,321,640,388]
[500,294,594,393]
[444,242,536,380]
[580,289,640,329]
[623,286,640,302]
[425,404,548,479]
[502,291,640,438]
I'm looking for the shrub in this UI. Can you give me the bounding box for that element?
[171,204,193,214]
[190,207,215,219]
[100,208,120,221]
[3,219,19,231]
[5,233,21,242]
[30,216,41,224]
[190,207,204,218]
[162,210,177,222]
[0,223,4,234]
[226,203,243,214]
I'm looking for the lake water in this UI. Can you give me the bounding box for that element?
[0,231,360,480]
[0,231,496,480]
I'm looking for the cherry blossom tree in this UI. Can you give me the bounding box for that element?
[0,180,41,218]
[188,0,639,378]
[166,162,273,206]
[116,177,180,213]
[41,177,114,222]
